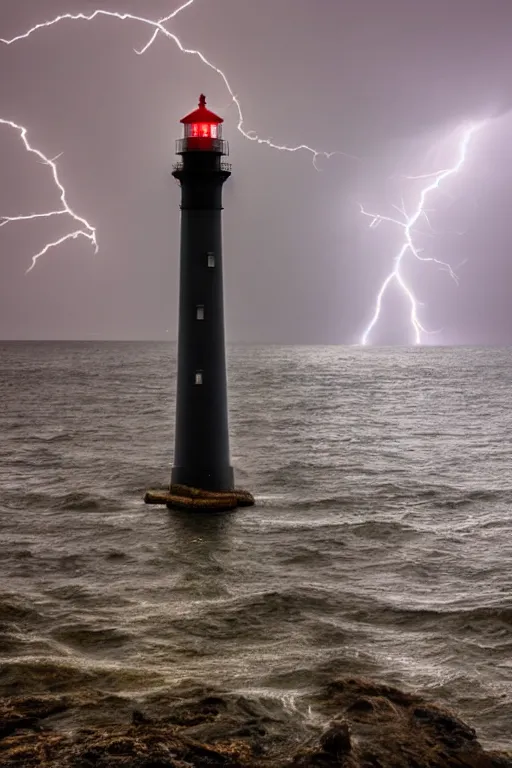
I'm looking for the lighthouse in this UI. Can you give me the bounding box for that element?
[170,93,233,492]
[145,95,253,510]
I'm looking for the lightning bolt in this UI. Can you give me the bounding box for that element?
[0,1,357,272]
[359,123,482,345]
[0,118,98,273]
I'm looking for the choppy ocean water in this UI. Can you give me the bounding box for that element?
[0,342,511,751]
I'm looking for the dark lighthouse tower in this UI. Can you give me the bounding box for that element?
[145,95,253,510]
[170,94,233,492]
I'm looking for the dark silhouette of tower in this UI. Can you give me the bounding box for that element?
[170,95,233,492]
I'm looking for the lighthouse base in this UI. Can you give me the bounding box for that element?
[144,484,255,512]
[171,466,234,493]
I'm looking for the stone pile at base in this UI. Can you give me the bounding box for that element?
[144,484,255,511]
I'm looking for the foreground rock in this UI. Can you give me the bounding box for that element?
[293,678,512,767]
[0,678,510,767]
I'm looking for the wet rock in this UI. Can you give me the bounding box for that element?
[132,709,153,726]
[413,705,477,747]
[319,720,351,756]
[0,678,511,767]
[0,695,67,740]
[299,677,512,768]
[346,697,374,714]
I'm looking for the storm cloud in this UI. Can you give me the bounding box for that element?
[1,0,511,343]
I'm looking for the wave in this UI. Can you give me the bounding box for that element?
[345,601,512,635]
[53,491,113,512]
[31,431,72,444]
[50,623,134,652]
[1,488,114,513]
[0,594,41,625]
[0,658,165,697]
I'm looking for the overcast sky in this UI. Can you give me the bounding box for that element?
[1,0,512,344]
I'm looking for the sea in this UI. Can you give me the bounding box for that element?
[0,342,511,752]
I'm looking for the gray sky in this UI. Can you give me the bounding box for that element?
[1,0,512,344]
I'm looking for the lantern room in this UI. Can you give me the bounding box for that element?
[177,94,228,155]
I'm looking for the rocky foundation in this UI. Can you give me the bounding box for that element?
[144,484,255,511]
[0,677,510,767]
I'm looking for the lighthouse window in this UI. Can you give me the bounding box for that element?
[207,252,215,268]
[196,305,204,320]
[194,371,203,385]
[190,123,218,139]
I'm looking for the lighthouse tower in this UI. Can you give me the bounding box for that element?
[170,94,233,492]
[145,95,253,509]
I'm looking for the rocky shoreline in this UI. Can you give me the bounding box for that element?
[0,677,510,767]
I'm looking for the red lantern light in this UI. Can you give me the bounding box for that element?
[190,123,218,139]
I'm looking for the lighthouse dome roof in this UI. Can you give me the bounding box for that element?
[180,94,224,124]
